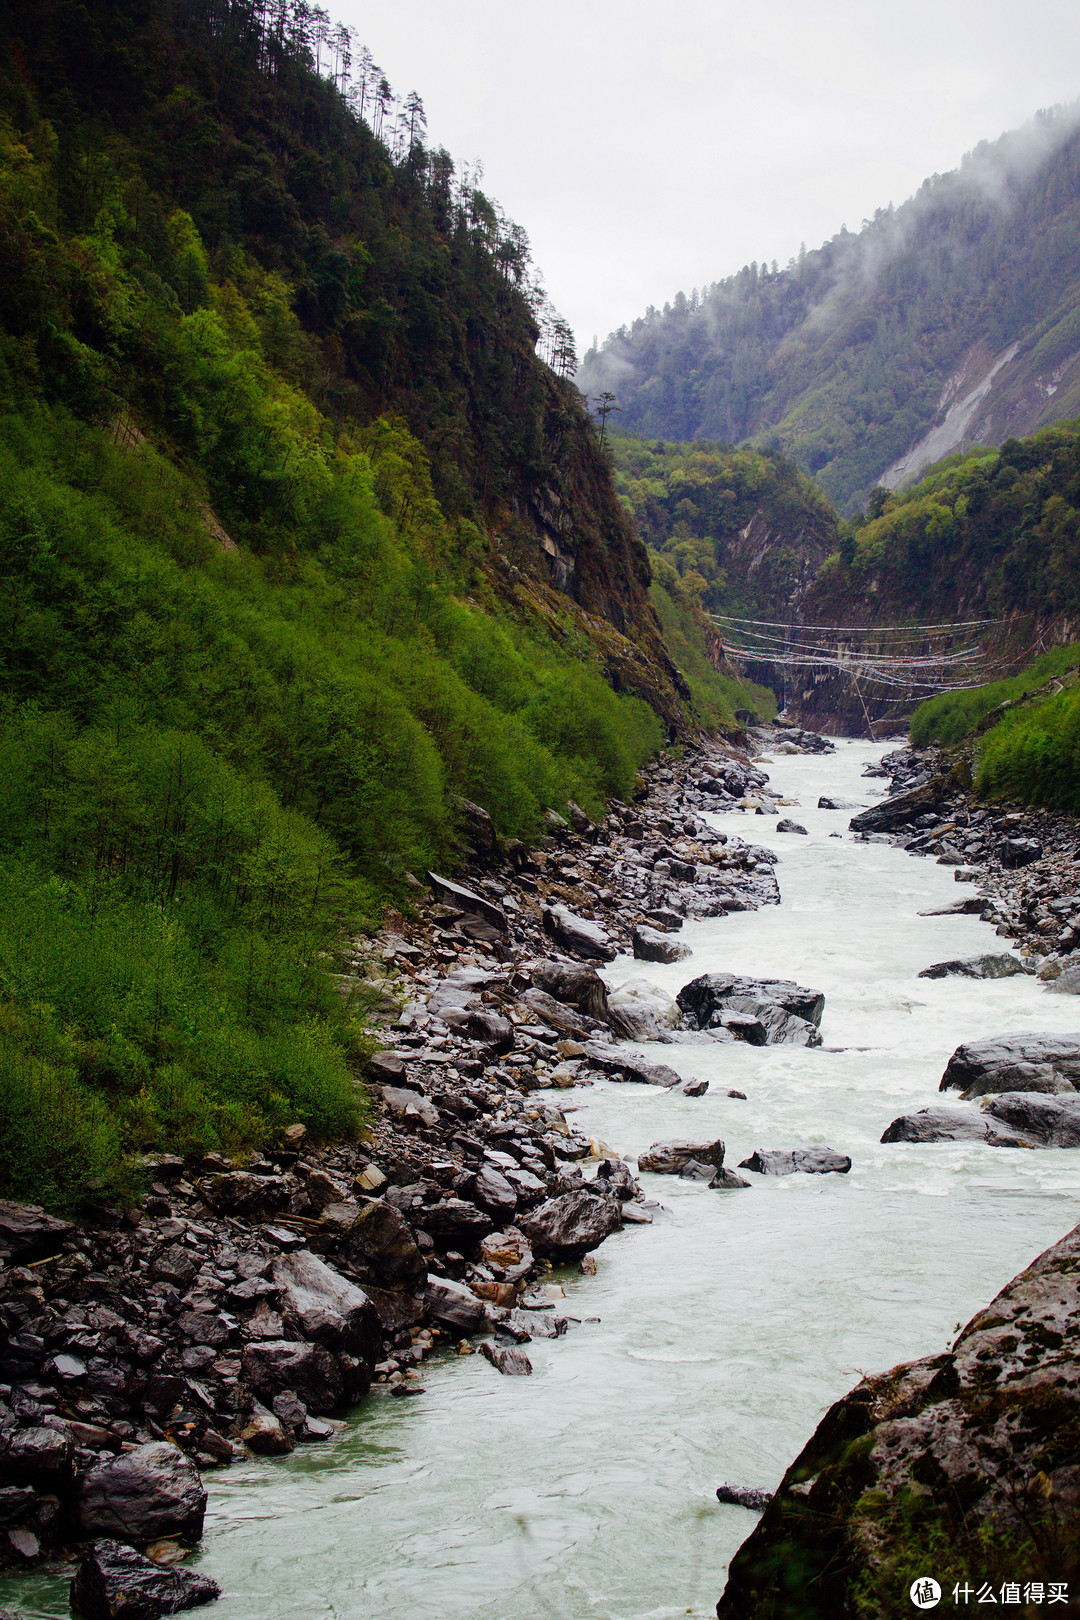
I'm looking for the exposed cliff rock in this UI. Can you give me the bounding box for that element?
[717,1223,1080,1619]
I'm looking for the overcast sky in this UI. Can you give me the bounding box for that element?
[336,0,1080,355]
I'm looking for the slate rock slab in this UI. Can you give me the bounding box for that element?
[70,1539,220,1618]
[940,1033,1080,1098]
[0,1199,73,1263]
[918,953,1031,980]
[522,1189,621,1260]
[638,1139,726,1175]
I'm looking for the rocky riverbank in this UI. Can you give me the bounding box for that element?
[0,722,836,1614]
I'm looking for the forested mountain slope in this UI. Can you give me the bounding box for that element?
[581,106,1080,516]
[0,0,760,1207]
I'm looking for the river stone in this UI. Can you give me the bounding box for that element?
[738,1148,851,1175]
[76,1443,207,1543]
[638,1139,726,1175]
[607,978,682,1042]
[716,1484,773,1510]
[632,924,692,963]
[70,1539,221,1618]
[879,1107,1036,1145]
[775,819,807,834]
[423,1276,486,1334]
[999,836,1042,868]
[522,1189,621,1260]
[918,953,1031,980]
[939,1033,1080,1097]
[0,1200,73,1263]
[529,961,610,1019]
[677,973,825,1036]
[271,1251,380,1388]
[847,774,948,833]
[471,1164,519,1220]
[339,1200,426,1288]
[710,1167,752,1189]
[421,1198,493,1246]
[480,1340,532,1376]
[583,1040,683,1086]
[521,987,596,1039]
[380,1085,440,1128]
[465,1008,514,1051]
[817,797,863,810]
[980,1091,1080,1147]
[240,1341,344,1412]
[1046,961,1080,996]
[541,904,617,961]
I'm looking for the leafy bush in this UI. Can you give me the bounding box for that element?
[910,645,1080,748]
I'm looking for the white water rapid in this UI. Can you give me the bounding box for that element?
[11,741,1080,1620]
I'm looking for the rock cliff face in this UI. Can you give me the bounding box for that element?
[717,1224,1080,1619]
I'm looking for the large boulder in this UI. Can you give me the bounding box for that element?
[200,1172,291,1219]
[470,1164,519,1220]
[980,1091,1080,1147]
[465,1008,514,1051]
[939,1033,1080,1099]
[529,961,610,1019]
[380,1085,440,1128]
[423,1276,487,1334]
[420,1198,494,1247]
[270,1251,381,1391]
[632,924,692,964]
[918,953,1031,980]
[1000,836,1042,868]
[676,973,823,1045]
[607,979,682,1042]
[70,1539,220,1618]
[0,1425,74,1489]
[426,871,507,931]
[0,1200,73,1263]
[638,1139,726,1175]
[847,774,948,833]
[541,905,617,962]
[520,987,597,1039]
[738,1148,851,1175]
[75,1443,207,1544]
[583,1040,683,1087]
[240,1341,344,1412]
[339,1201,426,1288]
[880,1107,1037,1145]
[522,1189,622,1261]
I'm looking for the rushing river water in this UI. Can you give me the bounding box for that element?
[11,740,1080,1620]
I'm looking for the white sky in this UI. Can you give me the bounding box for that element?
[337,0,1080,354]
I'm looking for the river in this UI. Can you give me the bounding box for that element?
[11,740,1080,1619]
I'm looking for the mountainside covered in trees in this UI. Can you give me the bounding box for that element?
[0,0,763,1209]
[581,106,1080,516]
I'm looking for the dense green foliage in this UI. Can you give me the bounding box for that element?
[0,0,692,1208]
[815,420,1080,622]
[910,645,1080,747]
[974,683,1080,808]
[581,109,1080,513]
[610,432,837,622]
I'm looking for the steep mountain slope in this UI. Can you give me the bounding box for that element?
[580,106,1080,516]
[0,0,765,1207]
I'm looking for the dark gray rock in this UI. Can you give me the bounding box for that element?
[465,1008,514,1051]
[522,1189,622,1260]
[848,775,948,833]
[541,904,617,961]
[881,1107,1013,1144]
[632,924,692,963]
[426,871,507,931]
[940,1033,1080,1098]
[421,1198,493,1246]
[1000,837,1042,868]
[423,1276,486,1335]
[271,1250,380,1390]
[0,1425,73,1488]
[918,953,1031,980]
[70,1539,220,1618]
[200,1172,291,1219]
[677,974,824,1039]
[339,1200,426,1288]
[240,1341,344,1413]
[710,1167,752,1189]
[638,1139,726,1175]
[738,1148,851,1175]
[76,1443,207,1544]
[583,1040,683,1086]
[716,1485,773,1510]
[775,819,807,835]
[471,1164,519,1220]
[521,987,597,1039]
[365,1050,405,1081]
[0,1199,73,1263]
[980,1091,1080,1147]
[529,961,610,1019]
[817,797,863,811]
[480,1341,533,1376]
